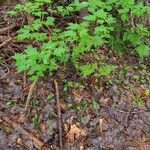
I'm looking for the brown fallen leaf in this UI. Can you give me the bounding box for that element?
[17,137,23,146]
[60,101,66,110]
[40,122,46,133]
[66,124,86,143]
[99,96,110,106]
[71,90,83,103]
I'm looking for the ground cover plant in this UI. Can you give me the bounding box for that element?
[10,0,150,80]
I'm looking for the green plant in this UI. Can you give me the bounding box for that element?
[133,96,144,107]
[98,65,116,76]
[134,75,140,81]
[32,114,40,129]
[123,24,150,59]
[110,1,150,58]
[10,0,150,81]
[10,0,115,80]
[5,101,14,107]
[77,100,88,122]
[64,81,84,91]
[92,99,100,116]
[47,93,54,101]
[145,89,150,96]
[0,54,3,64]
[32,99,40,107]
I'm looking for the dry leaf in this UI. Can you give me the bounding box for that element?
[40,122,46,133]
[99,118,108,134]
[79,145,84,150]
[18,113,26,123]
[17,137,23,146]
[99,96,110,106]
[60,101,66,109]
[71,90,83,103]
[67,124,85,143]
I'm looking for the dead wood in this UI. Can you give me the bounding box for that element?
[54,79,63,150]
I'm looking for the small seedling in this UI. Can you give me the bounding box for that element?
[47,93,54,101]
[32,99,40,107]
[145,89,150,96]
[92,99,100,116]
[98,65,116,76]
[32,114,40,129]
[77,100,88,122]
[133,96,144,107]
[5,101,14,107]
[64,81,84,91]
[134,75,140,81]
[67,103,74,109]
[0,54,3,64]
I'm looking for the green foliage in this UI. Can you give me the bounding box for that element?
[11,0,150,80]
[133,96,144,107]
[77,100,88,122]
[79,63,97,77]
[92,99,100,116]
[98,65,116,76]
[32,114,40,129]
[64,81,84,91]
[0,54,3,64]
[145,89,150,96]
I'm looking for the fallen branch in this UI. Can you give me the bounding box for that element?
[0,37,13,49]
[1,114,49,150]
[54,79,63,150]
[24,79,37,111]
[19,79,37,123]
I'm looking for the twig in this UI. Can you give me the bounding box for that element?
[18,79,37,123]
[0,63,9,80]
[54,79,63,150]
[0,24,16,34]
[1,114,50,150]
[130,11,135,29]
[99,118,103,134]
[0,37,13,49]
[24,79,37,111]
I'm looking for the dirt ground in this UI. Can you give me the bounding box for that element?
[0,4,150,150]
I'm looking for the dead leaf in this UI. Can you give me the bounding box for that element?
[79,145,84,150]
[18,113,26,123]
[71,90,83,103]
[17,137,23,146]
[67,124,85,143]
[60,101,66,109]
[99,96,110,106]
[40,122,46,133]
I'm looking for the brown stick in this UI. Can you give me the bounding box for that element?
[0,63,9,79]
[54,80,63,150]
[0,24,16,34]
[24,79,37,111]
[18,79,37,123]
[1,114,49,150]
[0,37,13,49]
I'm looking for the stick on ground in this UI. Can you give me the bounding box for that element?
[18,79,37,123]
[24,79,37,111]
[1,114,49,150]
[0,37,13,49]
[54,79,63,150]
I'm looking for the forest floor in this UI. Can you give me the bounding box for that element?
[1,4,150,150]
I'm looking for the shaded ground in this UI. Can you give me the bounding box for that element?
[1,4,150,150]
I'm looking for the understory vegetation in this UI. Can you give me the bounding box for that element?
[1,1,150,149]
[9,0,150,80]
